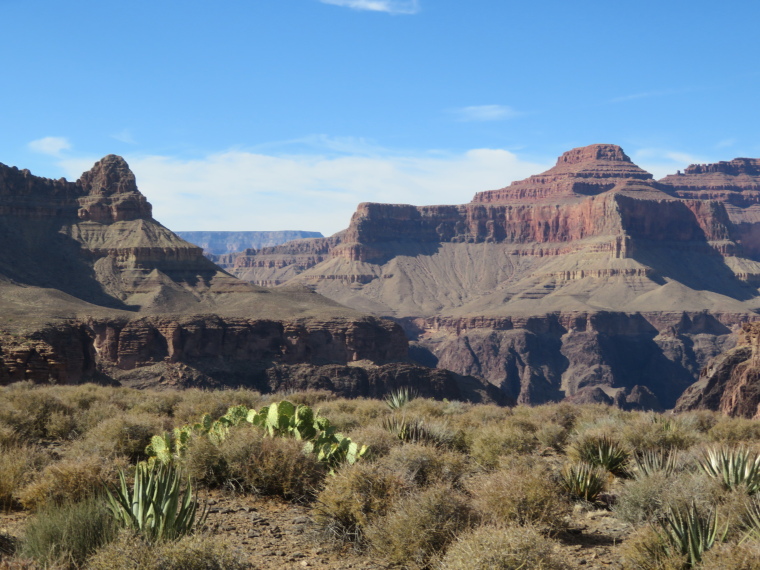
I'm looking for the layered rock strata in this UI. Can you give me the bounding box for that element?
[0,156,482,401]
[226,144,760,408]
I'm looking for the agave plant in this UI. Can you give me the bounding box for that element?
[571,434,630,477]
[697,446,760,494]
[740,495,760,542]
[384,387,420,410]
[104,462,207,542]
[560,461,607,503]
[656,501,726,567]
[633,448,678,478]
[382,415,435,445]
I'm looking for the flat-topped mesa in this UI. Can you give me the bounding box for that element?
[660,158,760,210]
[77,155,153,223]
[472,144,654,203]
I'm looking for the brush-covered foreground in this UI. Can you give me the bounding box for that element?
[3,383,760,569]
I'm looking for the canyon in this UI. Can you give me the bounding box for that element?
[0,156,500,402]
[223,144,760,409]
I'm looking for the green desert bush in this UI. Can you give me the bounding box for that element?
[21,496,117,569]
[0,443,49,511]
[313,461,411,543]
[365,484,475,569]
[569,433,630,477]
[19,454,126,510]
[560,461,607,503]
[376,443,471,488]
[87,531,250,570]
[218,426,325,499]
[439,523,564,570]
[105,462,206,542]
[467,458,570,534]
[0,385,72,441]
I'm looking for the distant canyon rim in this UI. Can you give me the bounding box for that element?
[4,144,760,413]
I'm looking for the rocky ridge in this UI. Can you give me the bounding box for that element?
[224,144,760,408]
[0,156,498,402]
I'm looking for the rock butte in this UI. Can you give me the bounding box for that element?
[0,155,503,403]
[221,143,760,409]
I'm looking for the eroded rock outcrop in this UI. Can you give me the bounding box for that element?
[225,144,760,408]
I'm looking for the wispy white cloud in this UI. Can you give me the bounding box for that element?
[319,0,420,14]
[716,138,736,149]
[453,105,521,122]
[58,147,548,236]
[28,136,71,156]
[111,129,137,144]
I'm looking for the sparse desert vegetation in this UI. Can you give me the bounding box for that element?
[3,382,760,568]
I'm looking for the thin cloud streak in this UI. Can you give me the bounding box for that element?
[28,136,71,157]
[454,105,521,122]
[319,0,420,14]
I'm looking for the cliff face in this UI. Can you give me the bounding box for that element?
[675,322,760,418]
[225,144,760,409]
[0,157,472,401]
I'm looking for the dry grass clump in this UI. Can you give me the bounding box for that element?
[619,525,687,570]
[699,539,760,569]
[468,419,538,468]
[467,457,570,534]
[87,531,250,570]
[439,523,564,570]
[345,424,402,459]
[313,398,387,431]
[365,484,475,569]
[73,411,168,462]
[218,427,325,500]
[0,384,72,441]
[620,414,700,452]
[20,496,117,569]
[312,461,411,543]
[375,443,471,488]
[170,388,262,426]
[18,454,126,511]
[707,415,760,443]
[0,444,49,511]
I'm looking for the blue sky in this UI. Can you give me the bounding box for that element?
[2,0,759,235]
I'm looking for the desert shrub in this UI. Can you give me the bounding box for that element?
[449,403,510,431]
[707,416,760,443]
[312,461,411,543]
[21,496,117,569]
[87,531,250,570]
[569,433,630,477]
[74,411,166,462]
[536,422,569,450]
[19,454,126,510]
[171,388,262,426]
[439,523,564,570]
[181,433,228,488]
[0,385,71,441]
[218,427,325,499]
[345,424,401,459]
[0,423,18,448]
[366,484,475,569]
[614,471,722,526]
[699,539,760,570]
[282,389,335,407]
[528,401,581,431]
[468,420,538,469]
[467,458,570,534]
[403,397,448,418]
[0,444,49,511]
[620,525,687,570]
[621,414,699,452]
[315,398,387,430]
[375,443,471,488]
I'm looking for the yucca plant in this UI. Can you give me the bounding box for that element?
[571,434,630,477]
[104,462,207,542]
[655,501,726,567]
[697,446,760,494]
[382,415,434,445]
[740,495,760,542]
[633,448,678,478]
[560,461,607,503]
[385,387,420,410]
